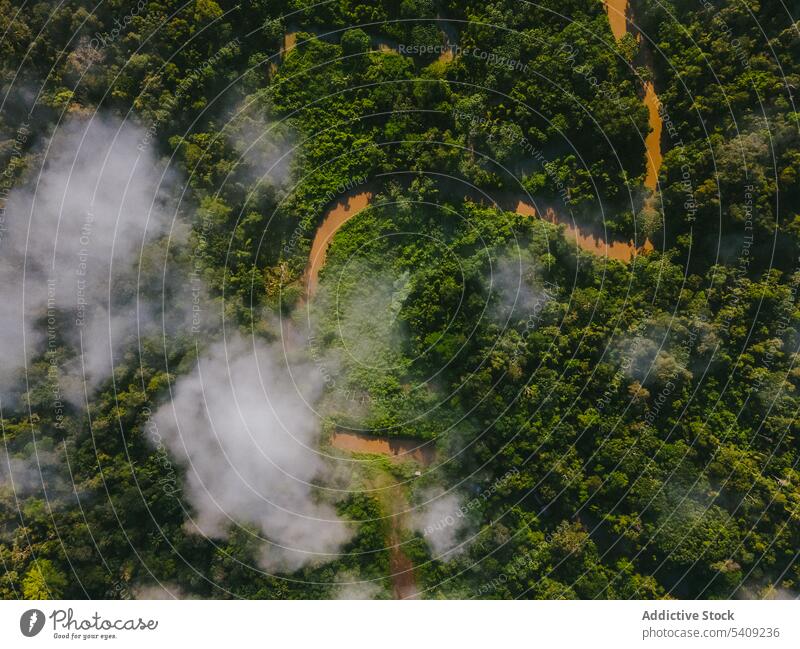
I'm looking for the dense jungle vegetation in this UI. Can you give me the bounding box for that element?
[0,0,798,600]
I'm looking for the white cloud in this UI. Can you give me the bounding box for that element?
[151,333,352,572]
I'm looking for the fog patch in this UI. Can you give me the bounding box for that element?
[0,449,62,496]
[333,572,386,600]
[489,253,552,327]
[150,332,352,572]
[618,335,692,387]
[412,487,472,559]
[322,264,411,371]
[0,114,179,404]
[132,582,192,600]
[226,109,294,189]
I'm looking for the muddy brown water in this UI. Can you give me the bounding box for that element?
[605,0,629,40]
[294,12,661,595]
[514,200,652,263]
[304,191,372,297]
[603,0,664,192]
[330,431,436,466]
[642,82,663,190]
[304,192,651,292]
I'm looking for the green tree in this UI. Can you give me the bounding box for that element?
[22,560,68,600]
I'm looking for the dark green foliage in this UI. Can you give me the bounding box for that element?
[1,0,797,601]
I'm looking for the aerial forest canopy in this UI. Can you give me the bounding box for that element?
[0,0,798,601]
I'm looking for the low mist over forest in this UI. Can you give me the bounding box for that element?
[0,0,798,602]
